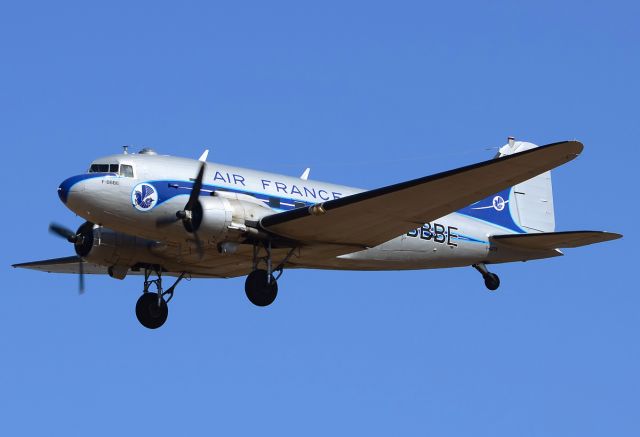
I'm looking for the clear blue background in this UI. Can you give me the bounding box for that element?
[1,1,637,435]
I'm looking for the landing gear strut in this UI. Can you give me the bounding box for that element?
[473,263,500,291]
[245,242,296,307]
[135,269,186,329]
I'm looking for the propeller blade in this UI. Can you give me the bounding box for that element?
[49,222,87,293]
[78,259,85,294]
[185,162,206,212]
[49,223,76,242]
[192,231,204,260]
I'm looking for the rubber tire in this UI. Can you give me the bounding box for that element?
[484,273,500,291]
[245,269,278,307]
[135,293,168,329]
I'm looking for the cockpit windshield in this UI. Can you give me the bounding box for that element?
[89,164,111,173]
[88,163,134,177]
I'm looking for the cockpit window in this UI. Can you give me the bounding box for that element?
[89,164,110,173]
[120,164,134,178]
[89,163,134,177]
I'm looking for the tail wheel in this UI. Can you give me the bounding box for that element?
[484,273,500,291]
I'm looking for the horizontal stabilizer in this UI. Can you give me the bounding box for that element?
[491,231,622,250]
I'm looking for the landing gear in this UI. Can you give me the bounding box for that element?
[483,273,500,291]
[245,269,278,306]
[136,293,168,329]
[244,241,296,307]
[473,263,500,291]
[135,269,186,329]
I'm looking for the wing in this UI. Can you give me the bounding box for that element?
[12,254,264,279]
[12,256,117,274]
[260,141,583,247]
[491,231,622,250]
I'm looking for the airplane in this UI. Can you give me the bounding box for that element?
[12,138,622,329]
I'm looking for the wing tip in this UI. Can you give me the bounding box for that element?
[541,139,584,159]
[567,139,584,156]
[600,231,623,241]
[12,262,31,268]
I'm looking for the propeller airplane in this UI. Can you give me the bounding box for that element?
[13,139,622,329]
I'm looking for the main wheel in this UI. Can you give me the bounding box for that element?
[245,269,278,306]
[136,293,168,329]
[484,273,500,291]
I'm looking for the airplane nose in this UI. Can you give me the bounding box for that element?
[58,178,71,204]
[58,175,86,204]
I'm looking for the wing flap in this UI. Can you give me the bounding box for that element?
[491,231,622,250]
[261,141,583,247]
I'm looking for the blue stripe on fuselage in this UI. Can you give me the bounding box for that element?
[147,179,314,211]
[58,173,116,204]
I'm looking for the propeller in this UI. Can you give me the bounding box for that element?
[49,222,93,293]
[49,223,78,242]
[156,162,206,259]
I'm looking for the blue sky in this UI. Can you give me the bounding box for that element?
[1,1,638,435]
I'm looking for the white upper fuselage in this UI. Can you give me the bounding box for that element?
[57,151,523,274]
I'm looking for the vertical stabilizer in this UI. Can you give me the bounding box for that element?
[458,139,555,233]
[498,140,555,233]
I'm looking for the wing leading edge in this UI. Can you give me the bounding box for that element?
[260,141,584,247]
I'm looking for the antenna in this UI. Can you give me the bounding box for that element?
[122,145,129,155]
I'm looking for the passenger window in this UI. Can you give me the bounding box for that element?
[109,164,119,173]
[120,165,134,178]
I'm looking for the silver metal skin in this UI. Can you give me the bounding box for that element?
[15,140,621,285]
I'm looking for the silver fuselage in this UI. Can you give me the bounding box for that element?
[58,152,531,275]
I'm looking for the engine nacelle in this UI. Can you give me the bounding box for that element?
[196,193,275,243]
[75,223,160,277]
[196,196,234,240]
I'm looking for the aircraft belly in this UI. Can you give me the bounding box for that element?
[314,215,492,270]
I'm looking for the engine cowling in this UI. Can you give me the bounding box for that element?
[195,196,234,240]
[74,223,161,276]
[192,193,275,243]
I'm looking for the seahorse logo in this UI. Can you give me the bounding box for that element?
[132,183,158,211]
